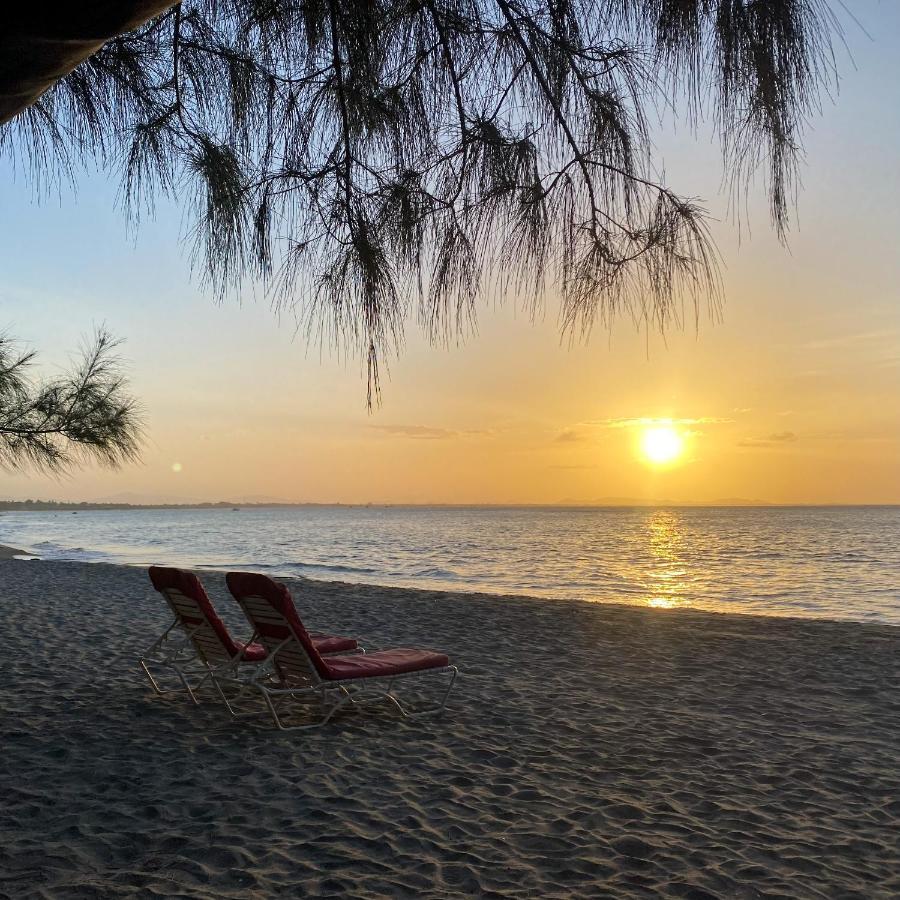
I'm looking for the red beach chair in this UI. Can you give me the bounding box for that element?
[141,566,360,714]
[226,571,457,730]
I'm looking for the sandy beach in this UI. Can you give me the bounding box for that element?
[1,559,898,898]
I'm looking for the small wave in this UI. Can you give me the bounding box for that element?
[30,540,109,561]
[412,567,462,580]
[288,561,382,577]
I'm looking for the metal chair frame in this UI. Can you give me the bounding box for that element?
[139,597,260,715]
[230,591,457,731]
[140,582,367,718]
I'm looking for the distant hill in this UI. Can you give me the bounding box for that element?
[0,500,305,511]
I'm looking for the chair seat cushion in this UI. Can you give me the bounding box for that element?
[323,648,450,681]
[310,633,359,654]
[237,634,358,661]
[235,641,268,662]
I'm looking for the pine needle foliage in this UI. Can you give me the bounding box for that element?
[0,331,143,472]
[0,1,842,403]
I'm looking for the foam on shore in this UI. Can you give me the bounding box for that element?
[1,558,898,897]
[0,543,29,559]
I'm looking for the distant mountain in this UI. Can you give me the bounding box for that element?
[97,492,207,505]
[583,497,777,507]
[0,498,339,511]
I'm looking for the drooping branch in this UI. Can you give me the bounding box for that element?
[0,0,844,405]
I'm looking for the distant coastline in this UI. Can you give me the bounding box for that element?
[1,499,899,511]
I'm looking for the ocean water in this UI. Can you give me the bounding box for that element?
[1,505,898,624]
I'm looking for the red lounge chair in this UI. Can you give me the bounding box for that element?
[226,571,457,730]
[141,566,360,714]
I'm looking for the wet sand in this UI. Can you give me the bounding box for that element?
[1,559,898,898]
[0,544,27,559]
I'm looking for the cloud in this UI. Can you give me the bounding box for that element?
[371,424,457,439]
[370,424,494,440]
[738,431,798,448]
[799,330,900,370]
[800,330,898,351]
[590,416,733,429]
[554,428,585,443]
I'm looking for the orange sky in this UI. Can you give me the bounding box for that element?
[1,7,898,505]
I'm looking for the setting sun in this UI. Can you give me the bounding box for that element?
[640,425,685,466]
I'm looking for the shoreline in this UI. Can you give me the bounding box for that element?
[3,504,897,626]
[1,553,897,631]
[1,557,898,895]
[0,543,28,559]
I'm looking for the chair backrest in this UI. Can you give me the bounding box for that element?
[148,566,239,665]
[226,571,328,684]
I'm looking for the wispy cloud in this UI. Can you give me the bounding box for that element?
[800,329,898,352]
[798,330,900,370]
[591,416,733,429]
[738,431,798,448]
[370,424,493,440]
[371,424,457,439]
[554,428,585,443]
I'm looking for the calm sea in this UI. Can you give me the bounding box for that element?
[1,505,898,624]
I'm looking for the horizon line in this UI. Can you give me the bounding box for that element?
[2,500,899,510]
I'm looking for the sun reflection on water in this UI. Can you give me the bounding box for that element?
[644,510,689,610]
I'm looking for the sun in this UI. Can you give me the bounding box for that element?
[639,425,684,466]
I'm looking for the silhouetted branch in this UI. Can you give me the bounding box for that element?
[0,330,143,472]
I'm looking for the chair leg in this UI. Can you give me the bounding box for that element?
[388,667,458,718]
[139,658,165,695]
[178,669,202,705]
[139,658,201,704]
[260,685,355,731]
[252,667,458,730]
[210,673,259,717]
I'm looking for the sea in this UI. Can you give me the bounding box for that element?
[1,505,898,625]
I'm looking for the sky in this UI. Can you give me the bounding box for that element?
[1,2,898,506]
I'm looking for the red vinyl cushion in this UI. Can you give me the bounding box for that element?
[149,566,242,659]
[226,571,447,682]
[311,634,359,655]
[235,641,268,662]
[151,568,359,663]
[226,571,332,678]
[322,649,450,681]
[240,637,353,661]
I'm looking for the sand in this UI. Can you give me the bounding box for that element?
[0,544,28,560]
[0,559,897,898]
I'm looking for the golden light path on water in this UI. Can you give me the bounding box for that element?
[644,510,690,610]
